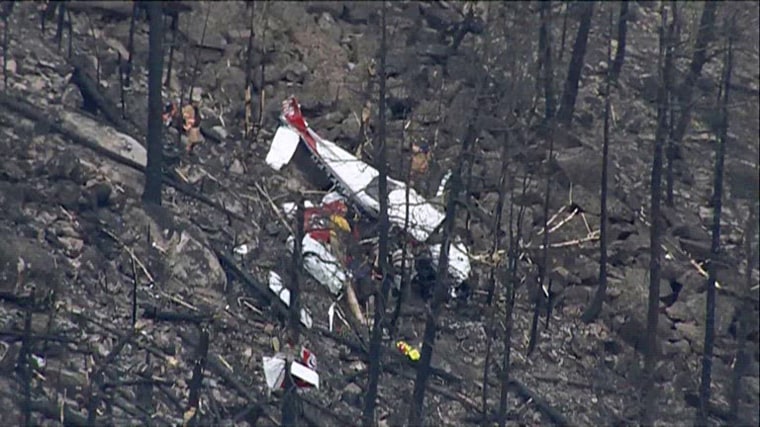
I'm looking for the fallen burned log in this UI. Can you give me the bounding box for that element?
[0,93,245,222]
[176,328,271,426]
[215,248,284,314]
[0,292,38,310]
[388,365,481,414]
[69,54,140,139]
[301,395,359,427]
[0,331,77,343]
[141,305,212,324]
[478,376,570,426]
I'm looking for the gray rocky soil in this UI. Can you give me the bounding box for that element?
[0,1,758,426]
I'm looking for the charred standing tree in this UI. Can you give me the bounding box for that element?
[582,8,615,324]
[665,3,680,207]
[538,1,556,121]
[499,168,530,427]
[142,1,165,206]
[289,195,304,343]
[1,1,12,90]
[557,1,595,126]
[258,2,271,129]
[669,2,718,201]
[363,4,389,425]
[486,128,511,305]
[244,3,255,139]
[697,24,733,426]
[389,121,413,336]
[186,327,209,427]
[558,2,569,63]
[482,128,511,416]
[164,13,178,88]
[527,122,554,355]
[408,42,491,427]
[125,2,139,88]
[55,0,66,50]
[641,5,671,425]
[609,0,629,82]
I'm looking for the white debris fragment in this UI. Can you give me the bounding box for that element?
[429,240,472,285]
[290,360,319,389]
[233,243,253,256]
[262,351,320,391]
[287,235,347,295]
[265,126,300,171]
[321,191,346,205]
[267,271,313,329]
[263,356,286,390]
[281,201,316,219]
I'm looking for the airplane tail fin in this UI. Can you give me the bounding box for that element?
[282,96,308,134]
[265,126,300,171]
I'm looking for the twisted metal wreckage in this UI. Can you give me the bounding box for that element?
[263,96,472,308]
[255,96,473,391]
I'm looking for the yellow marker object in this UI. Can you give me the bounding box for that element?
[396,340,421,361]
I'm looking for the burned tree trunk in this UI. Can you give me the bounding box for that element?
[558,2,568,63]
[669,2,718,205]
[363,3,389,426]
[486,129,510,305]
[1,2,11,90]
[665,3,680,207]
[538,1,555,121]
[557,1,595,126]
[527,122,554,355]
[582,8,615,324]
[697,23,733,426]
[19,292,34,427]
[609,0,629,82]
[389,120,414,336]
[258,2,271,130]
[408,39,491,427]
[244,3,255,139]
[641,5,671,424]
[142,0,165,206]
[290,195,304,343]
[672,2,718,146]
[498,169,530,427]
[482,128,511,416]
[125,2,138,88]
[55,0,66,51]
[164,13,178,88]
[186,327,210,427]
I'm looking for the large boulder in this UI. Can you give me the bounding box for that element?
[0,228,63,292]
[126,206,227,293]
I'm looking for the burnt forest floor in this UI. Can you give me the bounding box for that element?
[0,2,758,427]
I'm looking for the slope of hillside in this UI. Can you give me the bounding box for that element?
[0,2,757,426]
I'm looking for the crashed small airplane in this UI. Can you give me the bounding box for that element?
[265,97,471,300]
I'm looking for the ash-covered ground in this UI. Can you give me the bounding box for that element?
[0,2,758,426]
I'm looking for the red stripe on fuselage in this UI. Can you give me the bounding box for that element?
[283,98,318,152]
